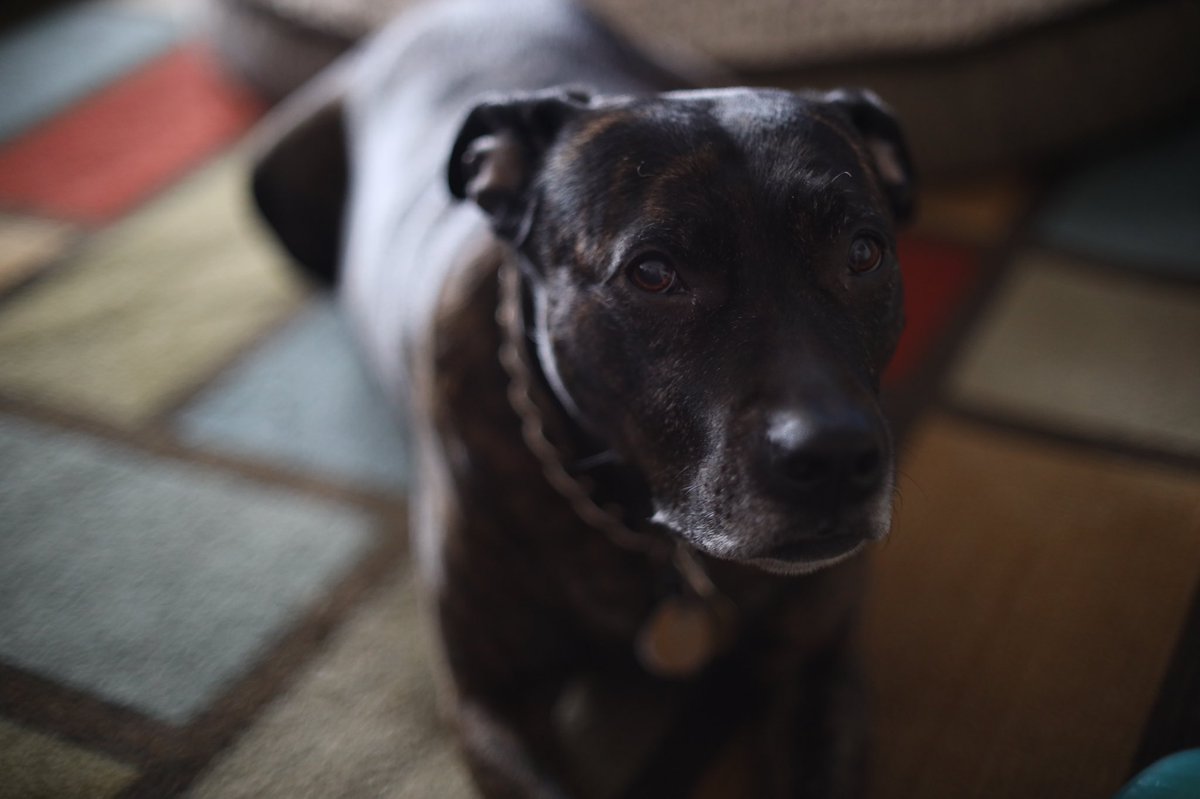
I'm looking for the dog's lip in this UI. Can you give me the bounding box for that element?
[768,527,864,559]
[745,536,867,576]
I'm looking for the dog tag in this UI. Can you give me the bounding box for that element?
[636,596,718,678]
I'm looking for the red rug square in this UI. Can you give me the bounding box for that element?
[0,43,263,224]
[884,237,981,386]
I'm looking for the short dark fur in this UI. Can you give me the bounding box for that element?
[252,1,914,796]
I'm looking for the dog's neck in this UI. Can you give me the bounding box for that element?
[497,252,746,676]
[496,252,672,559]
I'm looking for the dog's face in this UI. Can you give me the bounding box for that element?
[450,87,912,575]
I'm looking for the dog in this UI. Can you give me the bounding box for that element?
[250,0,913,796]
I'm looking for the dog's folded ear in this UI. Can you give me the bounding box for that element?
[824,88,916,224]
[448,87,591,243]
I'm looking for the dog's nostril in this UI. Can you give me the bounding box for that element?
[764,411,885,499]
[851,449,881,485]
[783,453,829,489]
[812,515,838,536]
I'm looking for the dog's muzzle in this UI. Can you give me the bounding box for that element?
[747,406,892,570]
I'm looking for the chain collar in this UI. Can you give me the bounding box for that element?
[496,254,737,585]
[494,253,737,675]
[495,253,675,557]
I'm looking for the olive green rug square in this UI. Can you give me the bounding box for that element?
[0,154,304,427]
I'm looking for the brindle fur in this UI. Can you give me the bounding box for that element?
[251,0,914,796]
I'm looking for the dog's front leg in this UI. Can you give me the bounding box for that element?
[457,691,577,799]
[759,635,868,799]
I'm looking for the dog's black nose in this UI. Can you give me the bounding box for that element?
[764,410,885,505]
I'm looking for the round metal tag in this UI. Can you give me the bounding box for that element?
[636,596,720,678]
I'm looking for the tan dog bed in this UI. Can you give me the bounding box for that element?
[209,0,1200,173]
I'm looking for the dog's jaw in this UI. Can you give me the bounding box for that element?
[747,478,895,575]
[746,541,867,576]
[649,461,896,576]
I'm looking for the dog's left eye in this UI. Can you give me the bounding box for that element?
[627,256,680,294]
[848,234,885,274]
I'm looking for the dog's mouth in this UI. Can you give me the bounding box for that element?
[744,533,867,576]
[646,443,896,576]
[658,495,892,576]
[653,501,890,574]
[740,501,892,575]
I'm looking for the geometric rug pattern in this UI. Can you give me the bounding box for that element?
[950,252,1200,456]
[0,5,179,143]
[185,572,473,799]
[0,154,304,427]
[1,3,1197,798]
[0,718,137,799]
[0,415,373,726]
[0,213,74,295]
[175,300,410,493]
[1034,122,1200,281]
[0,45,263,223]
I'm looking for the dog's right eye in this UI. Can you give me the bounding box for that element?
[848,234,886,274]
[626,256,680,294]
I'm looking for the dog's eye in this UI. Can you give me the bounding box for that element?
[627,256,679,294]
[848,235,885,274]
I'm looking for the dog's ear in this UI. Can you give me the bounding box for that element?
[824,88,916,224]
[448,87,591,242]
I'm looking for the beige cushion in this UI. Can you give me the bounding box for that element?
[589,0,1104,68]
[211,0,1200,173]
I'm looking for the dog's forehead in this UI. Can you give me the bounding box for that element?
[661,87,829,137]
[575,88,864,169]
[546,88,886,252]
[557,88,878,213]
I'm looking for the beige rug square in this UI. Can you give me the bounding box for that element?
[0,214,74,295]
[0,719,137,799]
[0,154,303,427]
[187,569,472,799]
[949,251,1200,455]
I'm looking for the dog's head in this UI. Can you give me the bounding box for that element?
[449,86,913,575]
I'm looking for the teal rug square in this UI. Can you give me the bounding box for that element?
[1035,122,1200,279]
[0,416,373,725]
[174,300,409,493]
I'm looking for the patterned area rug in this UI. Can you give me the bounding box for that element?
[0,3,1198,798]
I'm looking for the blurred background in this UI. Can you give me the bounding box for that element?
[0,0,1197,797]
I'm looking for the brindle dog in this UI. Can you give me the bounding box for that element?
[251,0,913,796]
